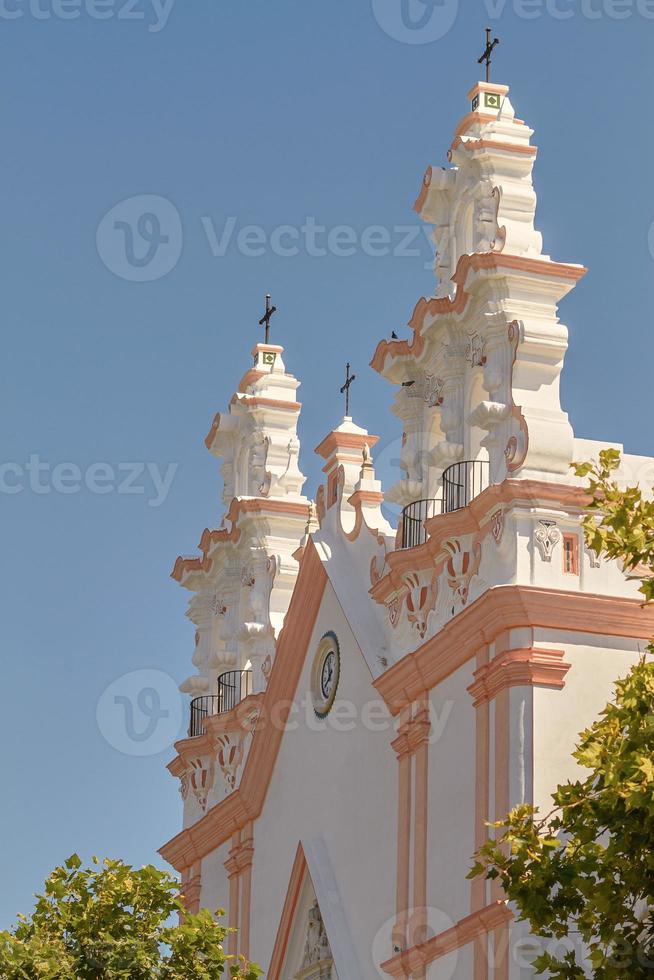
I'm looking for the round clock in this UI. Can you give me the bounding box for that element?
[312,631,340,718]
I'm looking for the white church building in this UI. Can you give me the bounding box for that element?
[159,79,654,979]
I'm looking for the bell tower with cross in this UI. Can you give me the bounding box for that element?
[313,362,380,517]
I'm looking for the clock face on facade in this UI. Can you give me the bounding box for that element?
[312,631,340,718]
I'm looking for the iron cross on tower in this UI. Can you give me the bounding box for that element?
[258,293,277,343]
[478,27,500,83]
[340,362,356,417]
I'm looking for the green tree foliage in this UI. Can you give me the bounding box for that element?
[0,855,262,980]
[471,450,654,978]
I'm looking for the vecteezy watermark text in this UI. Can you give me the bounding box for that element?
[201,215,433,262]
[96,194,435,282]
[372,0,654,44]
[0,456,178,507]
[0,0,175,30]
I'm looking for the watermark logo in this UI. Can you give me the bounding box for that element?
[96,194,182,282]
[372,0,654,43]
[97,669,183,756]
[96,205,436,279]
[371,0,459,43]
[0,0,175,31]
[371,908,457,977]
[0,456,178,507]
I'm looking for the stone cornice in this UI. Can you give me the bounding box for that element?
[380,901,512,977]
[467,646,571,707]
[370,250,586,380]
[374,585,654,716]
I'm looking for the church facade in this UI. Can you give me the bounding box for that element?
[159,80,654,979]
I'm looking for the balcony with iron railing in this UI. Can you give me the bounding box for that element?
[400,459,490,549]
[188,669,253,737]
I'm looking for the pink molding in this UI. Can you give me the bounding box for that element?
[381,901,513,977]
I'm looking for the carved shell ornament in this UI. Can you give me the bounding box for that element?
[179,771,190,801]
[189,757,215,811]
[534,521,561,562]
[491,509,504,545]
[445,539,481,608]
[403,570,438,639]
[215,733,246,791]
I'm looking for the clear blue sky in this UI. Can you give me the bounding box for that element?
[1,0,651,928]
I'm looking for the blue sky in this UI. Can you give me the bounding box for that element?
[1,0,652,928]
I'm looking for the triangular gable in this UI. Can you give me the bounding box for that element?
[268,844,333,980]
[268,839,364,980]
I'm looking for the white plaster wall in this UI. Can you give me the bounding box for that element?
[532,630,645,814]
[245,582,398,980]
[427,661,476,928]
[200,839,231,916]
[426,942,473,979]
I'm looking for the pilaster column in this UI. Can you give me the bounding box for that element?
[391,708,413,954]
[236,823,255,960]
[225,830,242,957]
[390,698,432,969]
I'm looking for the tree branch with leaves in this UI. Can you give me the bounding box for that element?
[0,855,262,980]
[470,449,654,978]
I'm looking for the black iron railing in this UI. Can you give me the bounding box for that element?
[441,459,490,515]
[188,669,253,737]
[401,498,440,549]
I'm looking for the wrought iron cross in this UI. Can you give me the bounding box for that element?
[258,293,277,343]
[340,362,356,417]
[478,27,500,83]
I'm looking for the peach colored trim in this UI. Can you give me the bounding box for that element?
[381,901,512,977]
[237,823,254,959]
[374,585,654,715]
[314,430,380,459]
[472,647,490,915]
[411,698,430,951]
[267,843,308,980]
[468,647,571,708]
[369,479,591,603]
[370,252,586,377]
[162,580,654,873]
[172,498,310,584]
[466,82,510,100]
[563,533,579,575]
[181,860,202,915]
[492,688,510,980]
[237,368,266,393]
[160,542,327,871]
[413,166,432,214]
[204,412,222,450]
[450,136,537,157]
[204,693,264,738]
[343,489,386,544]
[238,498,309,518]
[391,706,413,951]
[452,111,510,141]
[349,489,384,506]
[321,451,368,473]
[327,470,338,509]
[225,830,241,957]
[171,553,213,581]
[166,693,265,790]
[234,395,301,411]
[171,497,242,582]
